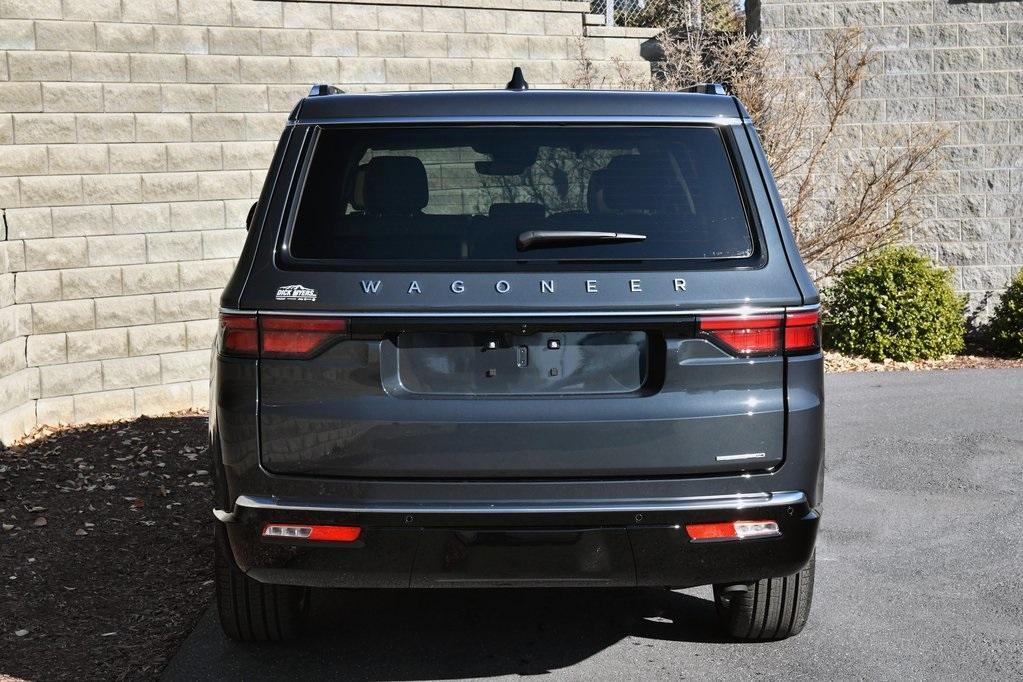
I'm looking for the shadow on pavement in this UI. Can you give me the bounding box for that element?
[164,587,728,680]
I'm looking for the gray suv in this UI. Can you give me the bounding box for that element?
[210,73,823,642]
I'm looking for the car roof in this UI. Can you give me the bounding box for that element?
[290,89,745,124]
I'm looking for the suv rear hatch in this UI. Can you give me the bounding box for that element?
[250,123,808,479]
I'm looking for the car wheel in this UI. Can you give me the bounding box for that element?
[213,522,310,641]
[713,552,815,641]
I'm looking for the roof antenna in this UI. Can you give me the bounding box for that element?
[506,67,529,91]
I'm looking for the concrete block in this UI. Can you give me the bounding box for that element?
[81,174,142,204]
[130,54,187,83]
[15,270,62,304]
[36,395,75,426]
[109,143,166,173]
[5,208,52,240]
[141,172,199,202]
[190,113,246,142]
[146,231,203,262]
[14,114,77,144]
[185,318,217,350]
[161,83,216,112]
[8,51,71,81]
[121,262,180,295]
[112,202,171,234]
[260,27,312,55]
[35,20,96,50]
[95,294,154,328]
[32,299,96,334]
[0,144,47,176]
[87,233,147,266]
[19,176,84,207]
[76,113,135,143]
[71,52,130,82]
[102,83,162,114]
[102,355,161,389]
[96,21,155,52]
[154,290,210,322]
[73,389,134,423]
[61,266,122,300]
[166,143,223,172]
[133,381,192,416]
[128,321,187,355]
[47,145,109,175]
[170,201,224,231]
[25,237,88,271]
[51,204,113,236]
[62,0,120,21]
[66,327,128,362]
[43,83,104,113]
[135,113,192,142]
[178,0,231,26]
[160,349,209,383]
[154,25,209,54]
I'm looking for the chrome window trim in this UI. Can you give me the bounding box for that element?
[214,491,806,521]
[220,304,819,318]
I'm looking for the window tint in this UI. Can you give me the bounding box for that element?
[289,126,754,264]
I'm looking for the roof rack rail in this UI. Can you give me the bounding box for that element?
[309,83,344,97]
[680,83,727,95]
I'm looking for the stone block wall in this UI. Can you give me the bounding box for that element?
[0,0,654,443]
[759,0,1023,316]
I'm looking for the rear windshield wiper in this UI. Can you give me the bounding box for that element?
[516,230,647,252]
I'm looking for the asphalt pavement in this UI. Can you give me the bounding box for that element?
[163,368,1023,681]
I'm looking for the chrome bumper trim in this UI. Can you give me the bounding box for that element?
[213,491,806,520]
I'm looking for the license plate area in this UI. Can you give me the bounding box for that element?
[395,331,649,396]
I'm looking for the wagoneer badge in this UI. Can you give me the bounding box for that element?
[276,284,317,302]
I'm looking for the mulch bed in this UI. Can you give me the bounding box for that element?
[825,340,1023,373]
[825,351,1023,373]
[0,415,212,682]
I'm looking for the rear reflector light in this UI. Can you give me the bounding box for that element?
[698,309,820,356]
[218,314,348,359]
[685,520,780,541]
[262,524,362,542]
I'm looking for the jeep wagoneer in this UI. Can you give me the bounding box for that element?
[209,73,824,642]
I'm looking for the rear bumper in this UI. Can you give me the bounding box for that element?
[217,491,819,589]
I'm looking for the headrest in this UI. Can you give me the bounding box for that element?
[350,163,367,211]
[361,156,428,215]
[586,168,608,213]
[599,154,674,212]
[488,202,545,222]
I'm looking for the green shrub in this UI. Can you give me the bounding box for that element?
[822,247,966,362]
[986,271,1023,357]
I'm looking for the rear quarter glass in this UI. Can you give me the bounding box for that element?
[278,124,764,272]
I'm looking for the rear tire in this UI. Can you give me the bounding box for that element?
[713,553,815,641]
[213,523,310,641]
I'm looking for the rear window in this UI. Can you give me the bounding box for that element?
[287,125,755,266]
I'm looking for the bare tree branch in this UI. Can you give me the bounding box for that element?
[570,0,947,282]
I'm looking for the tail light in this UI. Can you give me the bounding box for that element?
[220,314,258,357]
[219,314,348,359]
[698,309,819,357]
[685,520,780,541]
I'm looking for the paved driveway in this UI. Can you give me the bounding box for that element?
[163,369,1023,681]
